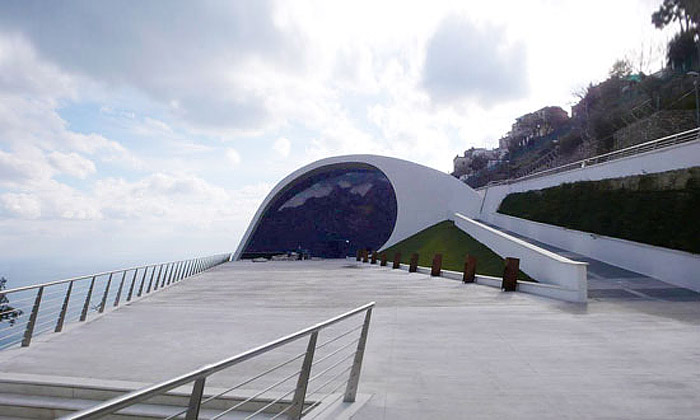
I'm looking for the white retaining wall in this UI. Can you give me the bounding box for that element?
[478,138,700,220]
[475,139,700,292]
[450,213,588,303]
[490,213,700,293]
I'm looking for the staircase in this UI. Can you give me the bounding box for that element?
[0,374,281,419]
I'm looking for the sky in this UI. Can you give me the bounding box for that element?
[0,0,676,284]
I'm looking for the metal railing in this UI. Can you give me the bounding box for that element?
[481,127,700,188]
[62,302,375,420]
[0,253,231,350]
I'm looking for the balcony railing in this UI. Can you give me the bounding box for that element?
[0,253,232,350]
[62,302,375,420]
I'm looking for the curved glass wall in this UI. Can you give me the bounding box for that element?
[242,163,397,258]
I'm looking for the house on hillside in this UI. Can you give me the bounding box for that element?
[452,147,505,179]
[503,106,570,151]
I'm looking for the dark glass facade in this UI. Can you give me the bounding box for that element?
[242,163,397,258]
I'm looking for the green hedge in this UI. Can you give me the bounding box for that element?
[498,167,700,254]
[381,221,534,281]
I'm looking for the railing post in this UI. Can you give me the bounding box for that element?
[168,262,176,284]
[147,265,159,294]
[114,271,127,307]
[80,276,96,321]
[170,262,179,285]
[160,263,170,288]
[55,281,73,332]
[175,261,182,282]
[344,307,373,402]
[155,265,165,291]
[21,287,44,347]
[99,273,113,313]
[138,266,149,297]
[166,263,175,286]
[185,377,206,420]
[146,265,163,294]
[289,331,318,419]
[127,269,139,302]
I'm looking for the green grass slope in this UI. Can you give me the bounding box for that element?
[380,220,533,281]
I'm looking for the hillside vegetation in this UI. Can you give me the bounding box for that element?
[498,167,700,254]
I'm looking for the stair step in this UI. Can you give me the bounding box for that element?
[0,392,273,419]
[0,373,295,418]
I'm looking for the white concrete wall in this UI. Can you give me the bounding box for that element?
[234,155,483,260]
[450,213,588,303]
[491,213,700,293]
[478,139,700,221]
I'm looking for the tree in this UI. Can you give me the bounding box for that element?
[469,154,488,172]
[652,0,698,34]
[667,30,698,70]
[652,0,699,71]
[0,277,23,325]
[609,58,634,79]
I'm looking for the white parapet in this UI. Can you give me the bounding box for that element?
[451,212,588,303]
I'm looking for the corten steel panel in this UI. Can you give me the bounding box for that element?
[409,253,419,273]
[463,255,477,283]
[502,257,519,292]
[431,254,442,277]
[392,252,402,269]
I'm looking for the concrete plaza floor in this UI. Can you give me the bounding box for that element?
[0,259,699,419]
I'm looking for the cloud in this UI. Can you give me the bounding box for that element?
[0,0,305,132]
[273,137,291,158]
[422,16,528,105]
[0,148,52,186]
[226,148,242,165]
[48,151,96,179]
[0,192,41,218]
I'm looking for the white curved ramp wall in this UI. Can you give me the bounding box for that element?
[234,154,483,260]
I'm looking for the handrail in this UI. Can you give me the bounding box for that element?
[63,302,375,420]
[2,253,231,295]
[0,253,232,350]
[480,127,700,189]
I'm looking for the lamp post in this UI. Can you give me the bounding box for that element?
[688,71,700,126]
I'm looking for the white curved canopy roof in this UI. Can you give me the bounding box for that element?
[234,154,483,259]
